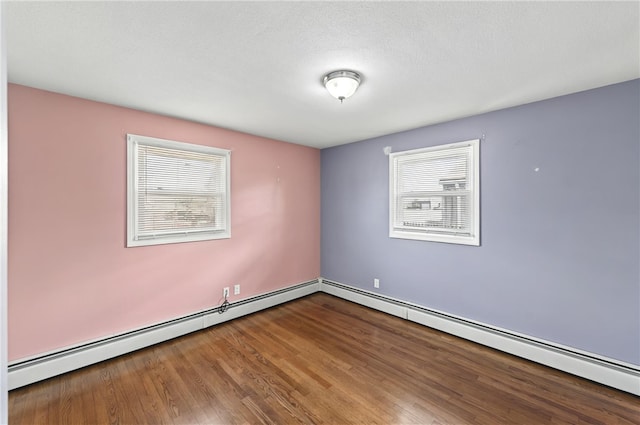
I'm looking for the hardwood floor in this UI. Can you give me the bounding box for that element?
[9,293,640,424]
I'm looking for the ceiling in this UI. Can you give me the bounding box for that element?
[5,1,639,149]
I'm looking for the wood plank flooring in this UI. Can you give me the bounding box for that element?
[9,293,640,424]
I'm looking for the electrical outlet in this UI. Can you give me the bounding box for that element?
[223,287,230,298]
[374,278,380,288]
[234,284,240,295]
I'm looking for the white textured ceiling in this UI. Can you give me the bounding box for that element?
[6,1,640,149]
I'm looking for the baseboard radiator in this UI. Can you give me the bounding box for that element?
[8,277,639,396]
[8,279,320,390]
[320,279,640,396]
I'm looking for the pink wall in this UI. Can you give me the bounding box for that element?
[8,84,320,361]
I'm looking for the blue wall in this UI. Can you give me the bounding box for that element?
[321,79,639,366]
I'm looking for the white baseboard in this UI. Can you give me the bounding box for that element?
[320,279,640,396]
[8,279,320,390]
[9,277,639,397]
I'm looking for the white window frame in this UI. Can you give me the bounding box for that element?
[389,139,480,246]
[127,134,231,247]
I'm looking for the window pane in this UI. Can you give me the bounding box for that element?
[389,139,479,245]
[397,193,470,232]
[127,134,230,246]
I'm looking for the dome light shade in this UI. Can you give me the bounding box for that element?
[323,70,361,102]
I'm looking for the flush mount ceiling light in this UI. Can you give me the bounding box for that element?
[323,70,361,103]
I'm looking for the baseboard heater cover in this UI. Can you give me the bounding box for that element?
[9,277,639,396]
[320,279,640,396]
[8,279,320,390]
